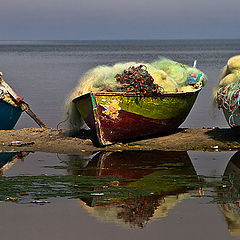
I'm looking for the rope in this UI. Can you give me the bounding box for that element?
[56,114,69,130]
[113,65,164,95]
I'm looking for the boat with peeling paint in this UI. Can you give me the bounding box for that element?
[0,73,46,130]
[0,100,23,129]
[73,89,201,145]
[0,76,23,129]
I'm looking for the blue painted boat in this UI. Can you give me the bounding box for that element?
[0,73,46,129]
[0,100,22,129]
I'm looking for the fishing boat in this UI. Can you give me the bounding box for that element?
[222,108,240,135]
[215,56,240,135]
[216,82,240,135]
[0,73,46,129]
[0,99,22,129]
[73,88,201,145]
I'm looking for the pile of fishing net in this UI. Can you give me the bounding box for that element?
[216,55,240,127]
[112,65,164,96]
[69,57,207,100]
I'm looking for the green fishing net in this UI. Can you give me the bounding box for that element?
[216,55,240,127]
[74,57,207,95]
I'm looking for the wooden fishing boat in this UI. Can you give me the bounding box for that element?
[73,89,201,145]
[0,73,46,129]
[222,109,240,135]
[0,100,22,129]
[0,76,24,129]
[216,82,240,135]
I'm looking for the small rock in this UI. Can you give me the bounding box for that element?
[31,200,50,204]
[7,197,18,201]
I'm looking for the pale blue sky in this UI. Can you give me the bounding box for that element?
[1,0,240,40]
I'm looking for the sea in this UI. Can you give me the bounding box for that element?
[0,40,240,240]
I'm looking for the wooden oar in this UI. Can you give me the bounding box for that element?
[19,100,47,128]
[0,74,47,128]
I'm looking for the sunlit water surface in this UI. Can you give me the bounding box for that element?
[0,150,239,240]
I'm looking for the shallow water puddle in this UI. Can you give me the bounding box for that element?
[0,150,239,239]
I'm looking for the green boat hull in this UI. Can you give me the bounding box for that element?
[73,90,201,145]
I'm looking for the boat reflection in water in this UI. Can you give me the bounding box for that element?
[0,152,28,175]
[218,151,240,237]
[67,151,198,228]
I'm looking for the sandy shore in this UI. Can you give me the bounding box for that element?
[0,127,239,154]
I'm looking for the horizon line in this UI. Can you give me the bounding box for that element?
[0,38,240,41]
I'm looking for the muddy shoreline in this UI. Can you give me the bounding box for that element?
[0,127,239,154]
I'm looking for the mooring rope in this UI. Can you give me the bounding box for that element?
[56,114,69,130]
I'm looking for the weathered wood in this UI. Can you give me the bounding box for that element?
[0,75,46,129]
[73,90,201,145]
[20,102,47,128]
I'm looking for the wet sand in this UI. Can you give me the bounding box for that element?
[0,127,239,153]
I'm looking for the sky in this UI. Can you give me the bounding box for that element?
[1,0,240,40]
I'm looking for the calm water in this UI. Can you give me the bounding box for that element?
[1,40,240,239]
[0,39,239,128]
[0,150,239,240]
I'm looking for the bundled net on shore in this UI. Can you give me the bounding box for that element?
[215,55,240,127]
[65,57,207,132]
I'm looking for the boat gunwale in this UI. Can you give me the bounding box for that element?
[0,99,22,111]
[72,88,202,103]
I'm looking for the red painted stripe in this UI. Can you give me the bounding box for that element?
[97,105,185,144]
